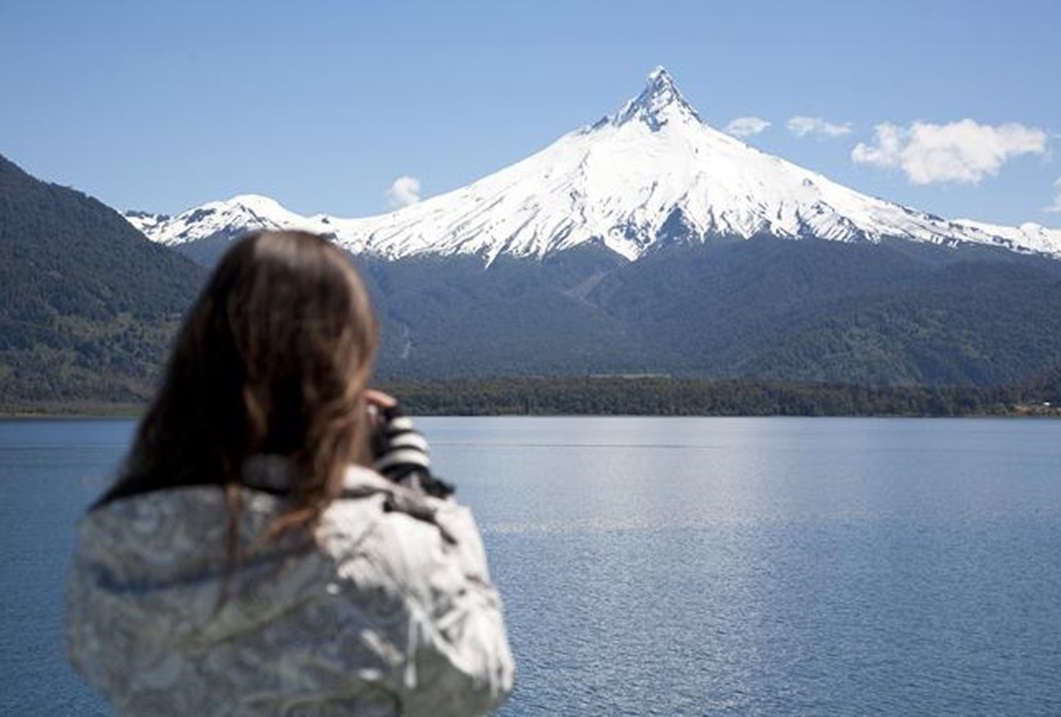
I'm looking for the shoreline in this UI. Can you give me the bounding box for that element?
[3,377,1056,420]
[2,407,1057,420]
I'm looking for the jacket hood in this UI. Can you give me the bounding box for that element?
[72,459,382,643]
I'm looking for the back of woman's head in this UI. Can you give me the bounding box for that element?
[100,230,378,532]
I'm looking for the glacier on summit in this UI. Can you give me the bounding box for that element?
[127,68,1061,264]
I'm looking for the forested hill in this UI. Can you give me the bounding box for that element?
[0,154,206,410]
[361,237,1061,388]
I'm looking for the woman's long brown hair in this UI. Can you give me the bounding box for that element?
[96,230,379,541]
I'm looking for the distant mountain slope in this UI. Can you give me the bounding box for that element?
[128,68,1061,265]
[0,154,206,408]
[589,238,1061,385]
[360,236,1061,387]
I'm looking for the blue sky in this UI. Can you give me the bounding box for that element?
[2,0,1058,227]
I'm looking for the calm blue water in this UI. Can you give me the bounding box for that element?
[2,417,1060,715]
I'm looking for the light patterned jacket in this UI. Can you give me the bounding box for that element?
[67,458,514,716]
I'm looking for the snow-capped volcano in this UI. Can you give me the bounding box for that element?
[128,67,1061,263]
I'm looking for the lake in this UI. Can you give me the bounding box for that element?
[2,417,1059,715]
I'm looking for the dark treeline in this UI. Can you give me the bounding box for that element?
[6,373,1058,418]
[379,375,1060,417]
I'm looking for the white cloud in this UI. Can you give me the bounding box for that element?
[787,116,853,139]
[1046,177,1061,214]
[852,120,1048,185]
[386,176,421,208]
[724,116,771,138]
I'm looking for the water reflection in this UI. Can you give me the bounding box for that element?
[426,417,1061,715]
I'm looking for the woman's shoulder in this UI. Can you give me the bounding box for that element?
[319,465,493,598]
[75,460,491,602]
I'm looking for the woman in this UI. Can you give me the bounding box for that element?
[67,231,514,716]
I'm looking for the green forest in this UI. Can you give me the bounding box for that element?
[0,154,205,411]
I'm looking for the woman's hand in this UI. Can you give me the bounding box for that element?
[364,388,398,412]
[366,390,453,498]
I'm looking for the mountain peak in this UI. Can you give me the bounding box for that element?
[225,194,288,213]
[646,65,675,90]
[132,68,1061,265]
[613,66,701,131]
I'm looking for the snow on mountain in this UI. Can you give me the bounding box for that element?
[127,195,324,247]
[126,68,1061,263]
[124,209,171,237]
[949,219,1061,257]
